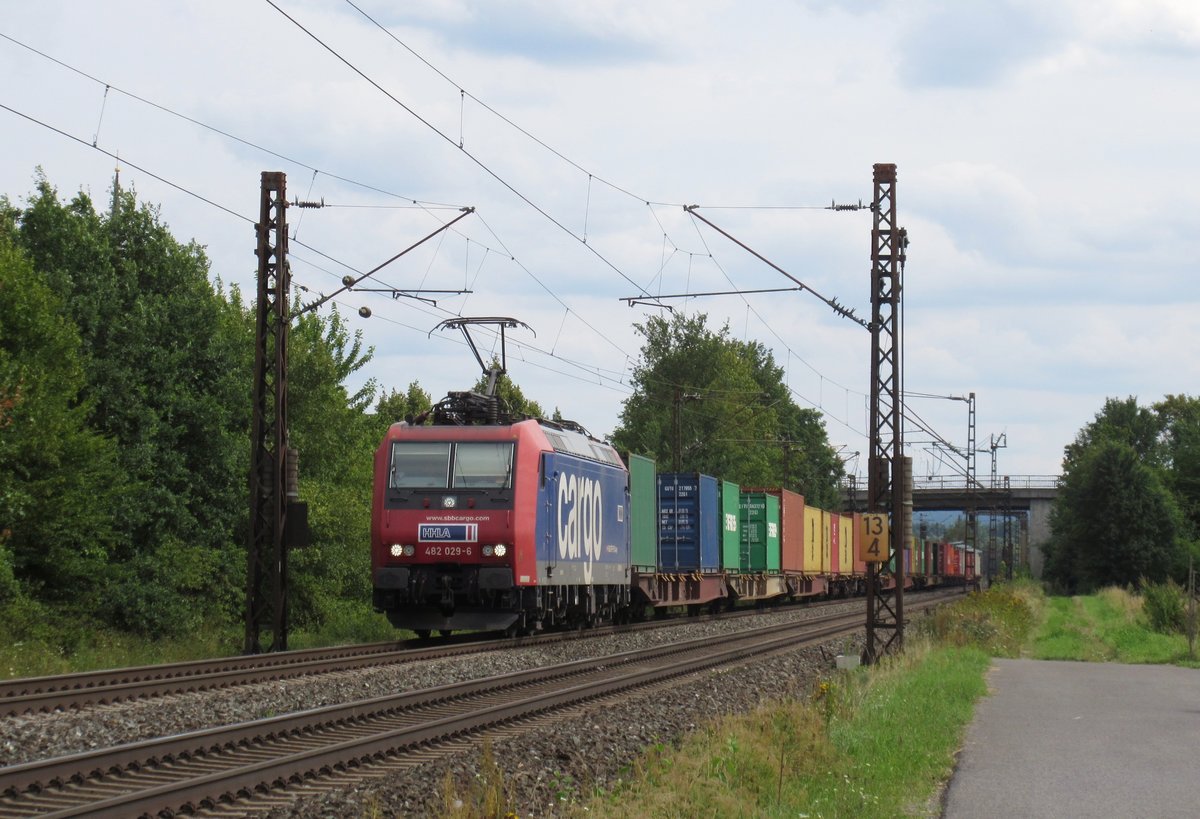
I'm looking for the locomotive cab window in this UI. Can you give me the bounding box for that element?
[389,442,451,488]
[452,442,514,489]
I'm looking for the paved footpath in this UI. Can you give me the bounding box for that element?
[943,658,1200,819]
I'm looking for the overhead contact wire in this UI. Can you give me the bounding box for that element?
[265,0,653,301]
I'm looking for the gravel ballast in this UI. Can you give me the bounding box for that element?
[1,602,869,815]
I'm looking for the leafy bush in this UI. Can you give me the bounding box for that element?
[913,584,1035,656]
[1141,580,1186,634]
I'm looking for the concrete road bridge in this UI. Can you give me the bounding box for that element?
[842,476,1061,577]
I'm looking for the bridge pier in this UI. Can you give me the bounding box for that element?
[1026,497,1054,579]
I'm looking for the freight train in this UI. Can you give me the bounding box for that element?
[370,399,979,637]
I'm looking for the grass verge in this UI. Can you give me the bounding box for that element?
[580,642,990,819]
[1028,586,1200,666]
[0,599,402,680]
[559,586,1036,819]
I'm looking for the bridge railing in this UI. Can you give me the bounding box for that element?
[842,475,1061,492]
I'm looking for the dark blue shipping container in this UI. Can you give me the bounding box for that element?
[657,472,720,571]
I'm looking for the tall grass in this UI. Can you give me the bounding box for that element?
[1029,585,1199,666]
[581,641,992,819]
[582,586,1033,818]
[0,599,399,680]
[0,608,243,680]
[438,740,516,819]
[911,582,1035,657]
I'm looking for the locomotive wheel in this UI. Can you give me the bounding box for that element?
[439,629,452,637]
[415,629,432,639]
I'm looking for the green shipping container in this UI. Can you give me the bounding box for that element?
[628,453,658,569]
[719,480,741,571]
[739,491,781,572]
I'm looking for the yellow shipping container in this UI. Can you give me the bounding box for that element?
[802,505,823,573]
[838,513,855,574]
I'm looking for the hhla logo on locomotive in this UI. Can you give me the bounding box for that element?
[418,523,479,542]
[557,470,605,580]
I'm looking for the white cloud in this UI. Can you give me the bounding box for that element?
[2,0,1197,478]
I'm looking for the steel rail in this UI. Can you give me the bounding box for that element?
[69,618,864,818]
[0,595,954,817]
[0,594,877,716]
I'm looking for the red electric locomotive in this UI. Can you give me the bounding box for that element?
[370,390,632,637]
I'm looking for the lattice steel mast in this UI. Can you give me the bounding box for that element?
[245,172,290,654]
[965,392,977,591]
[865,163,907,663]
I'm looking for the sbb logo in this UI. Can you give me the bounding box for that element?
[557,472,604,565]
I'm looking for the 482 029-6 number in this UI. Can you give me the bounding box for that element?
[424,545,474,558]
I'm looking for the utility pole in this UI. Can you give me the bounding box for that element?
[1188,556,1196,661]
[245,171,290,654]
[984,432,1007,583]
[1002,476,1014,580]
[864,163,906,664]
[965,392,977,590]
[671,389,700,472]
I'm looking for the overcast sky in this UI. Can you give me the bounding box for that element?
[2,0,1197,481]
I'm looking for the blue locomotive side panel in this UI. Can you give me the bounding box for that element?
[535,452,630,585]
[656,472,720,572]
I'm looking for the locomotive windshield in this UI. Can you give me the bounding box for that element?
[452,442,514,489]
[389,442,451,488]
[389,441,513,490]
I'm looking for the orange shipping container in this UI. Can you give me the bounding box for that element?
[829,513,841,574]
[820,509,833,574]
[852,512,867,574]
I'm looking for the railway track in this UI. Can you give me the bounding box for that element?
[0,594,904,716]
[0,595,952,818]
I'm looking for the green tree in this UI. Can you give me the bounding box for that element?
[1154,394,1200,539]
[611,312,841,499]
[0,226,123,623]
[12,177,247,637]
[375,381,433,429]
[1045,396,1195,591]
[3,171,415,642]
[776,403,843,509]
[285,305,379,628]
[1061,396,1163,475]
[1046,439,1183,591]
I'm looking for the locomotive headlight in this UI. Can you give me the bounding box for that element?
[390,544,404,558]
[493,544,507,557]
[482,545,494,557]
[402,544,416,557]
